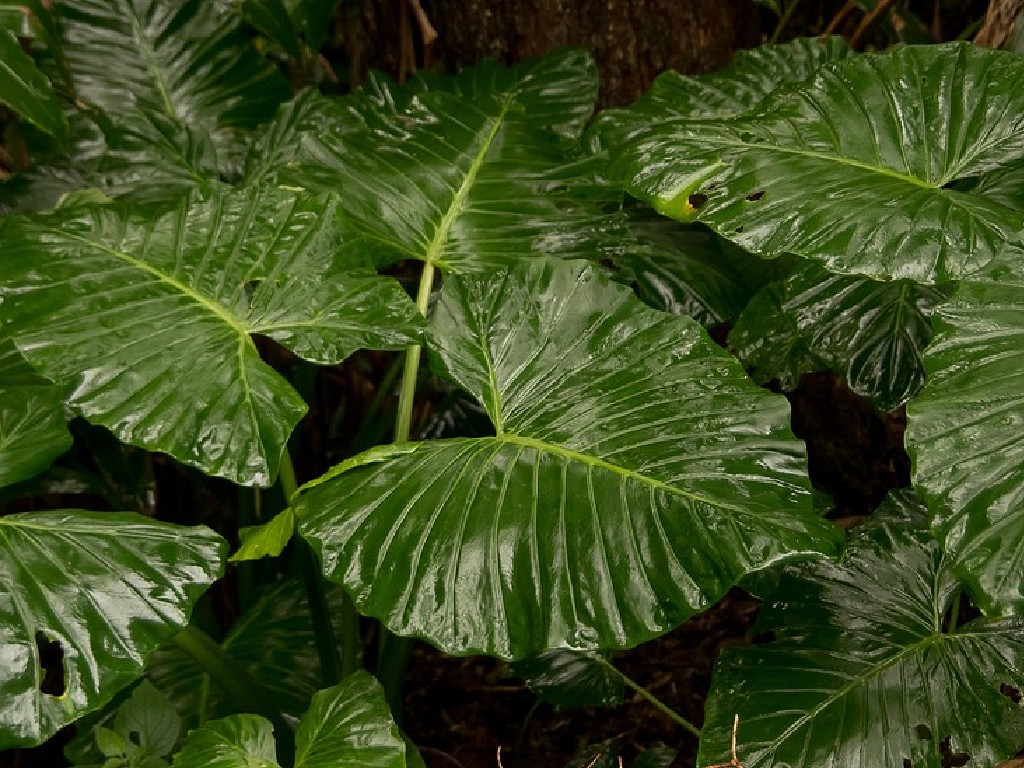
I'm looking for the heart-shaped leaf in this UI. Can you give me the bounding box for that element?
[615,209,795,326]
[58,0,289,133]
[908,249,1024,615]
[605,43,1024,282]
[171,715,278,768]
[698,491,1024,768]
[273,57,626,274]
[0,510,225,748]
[0,341,71,489]
[730,262,949,410]
[171,672,406,768]
[414,48,599,139]
[299,258,841,658]
[593,36,850,141]
[0,186,422,486]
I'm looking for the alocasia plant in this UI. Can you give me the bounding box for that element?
[1,5,1024,767]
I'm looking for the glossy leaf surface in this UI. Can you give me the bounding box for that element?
[616,211,794,326]
[293,672,405,768]
[171,715,278,768]
[171,673,405,768]
[908,252,1024,614]
[57,0,289,132]
[512,650,623,709]
[730,262,947,409]
[605,44,1024,282]
[593,36,849,144]
[274,53,625,274]
[0,27,68,142]
[230,507,296,562]
[699,492,1024,768]
[414,48,599,139]
[0,510,225,748]
[0,341,71,489]
[0,187,422,486]
[299,259,841,658]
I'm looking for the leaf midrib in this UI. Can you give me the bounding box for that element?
[422,97,513,268]
[498,432,744,512]
[121,0,176,119]
[766,630,966,754]
[715,137,938,189]
[57,229,252,339]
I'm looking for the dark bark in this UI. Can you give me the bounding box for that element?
[342,0,763,108]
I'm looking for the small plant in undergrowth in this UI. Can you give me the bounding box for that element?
[1,2,1024,766]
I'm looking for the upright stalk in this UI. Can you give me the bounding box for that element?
[278,452,351,685]
[394,260,436,442]
[378,259,437,721]
[174,625,295,762]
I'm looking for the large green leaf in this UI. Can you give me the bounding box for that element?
[273,59,626,274]
[171,673,406,768]
[605,43,1024,282]
[57,0,289,132]
[698,491,1024,768]
[147,578,349,729]
[0,186,422,486]
[0,26,68,143]
[171,715,278,768]
[1,106,243,214]
[0,340,71,489]
[615,209,795,326]
[242,87,377,186]
[908,250,1024,615]
[299,259,841,659]
[414,48,599,139]
[0,510,225,748]
[593,36,850,142]
[730,262,949,410]
[86,109,229,205]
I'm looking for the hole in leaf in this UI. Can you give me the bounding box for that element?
[35,631,65,696]
[734,226,745,233]
[745,190,766,202]
[903,760,912,768]
[1000,682,1022,704]
[687,193,708,210]
[129,731,142,748]
[915,724,933,740]
[939,736,971,767]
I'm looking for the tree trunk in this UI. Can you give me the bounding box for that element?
[343,0,763,108]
